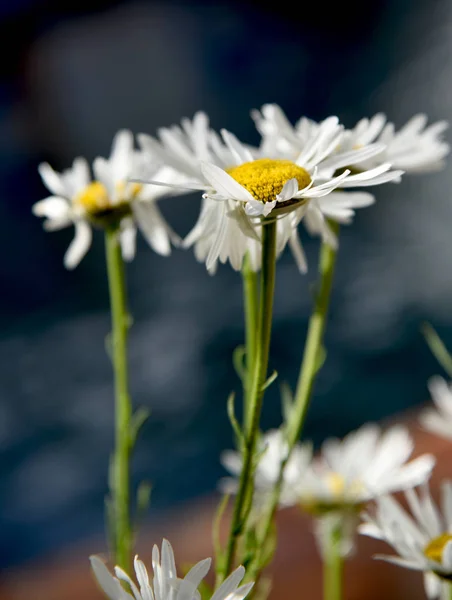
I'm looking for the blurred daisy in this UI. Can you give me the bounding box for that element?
[255,104,449,174]
[343,113,450,173]
[419,376,452,440]
[294,423,435,514]
[359,482,452,599]
[91,538,254,600]
[219,428,312,507]
[33,130,180,269]
[140,113,402,273]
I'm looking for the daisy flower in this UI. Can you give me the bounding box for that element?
[33,130,180,268]
[343,113,450,173]
[219,428,312,507]
[359,482,452,599]
[293,423,435,514]
[139,112,402,273]
[255,104,449,174]
[419,376,452,441]
[90,538,254,600]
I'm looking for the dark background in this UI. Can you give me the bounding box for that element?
[0,0,450,571]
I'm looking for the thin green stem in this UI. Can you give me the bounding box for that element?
[105,226,132,571]
[218,221,277,584]
[288,220,340,446]
[448,582,452,600]
[323,521,344,600]
[242,253,259,430]
[247,222,340,583]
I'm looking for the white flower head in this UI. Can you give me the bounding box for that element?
[139,108,402,274]
[33,130,180,268]
[359,481,452,599]
[90,539,254,600]
[219,429,312,507]
[294,423,435,514]
[419,376,452,441]
[344,113,450,173]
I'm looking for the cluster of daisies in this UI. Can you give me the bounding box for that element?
[218,373,452,600]
[33,105,448,273]
[90,380,452,600]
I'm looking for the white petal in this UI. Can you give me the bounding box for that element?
[120,219,137,261]
[64,221,92,269]
[210,566,245,600]
[90,556,132,600]
[220,129,254,165]
[424,571,442,599]
[38,163,66,196]
[276,178,298,202]
[32,196,71,220]
[245,199,275,217]
[133,202,178,256]
[200,162,255,202]
[288,230,308,273]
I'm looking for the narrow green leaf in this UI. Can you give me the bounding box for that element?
[227,392,245,450]
[421,322,452,378]
[232,345,247,382]
[212,493,229,568]
[261,369,278,391]
[130,406,151,447]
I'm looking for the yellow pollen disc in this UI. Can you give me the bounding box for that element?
[75,182,110,214]
[227,158,311,204]
[424,534,452,564]
[326,473,346,497]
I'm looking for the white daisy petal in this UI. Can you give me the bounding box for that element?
[120,218,137,262]
[201,162,255,203]
[38,162,67,197]
[64,221,92,269]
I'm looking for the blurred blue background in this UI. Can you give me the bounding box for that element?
[0,0,450,572]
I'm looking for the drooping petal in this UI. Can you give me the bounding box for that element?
[63,221,92,269]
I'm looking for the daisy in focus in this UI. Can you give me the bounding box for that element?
[90,538,254,600]
[359,482,452,599]
[33,130,180,268]
[419,376,452,441]
[139,111,403,273]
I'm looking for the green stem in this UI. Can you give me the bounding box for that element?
[448,583,452,600]
[248,222,340,583]
[218,221,277,584]
[105,226,132,571]
[242,253,259,430]
[288,220,340,446]
[323,521,344,600]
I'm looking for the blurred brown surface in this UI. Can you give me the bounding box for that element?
[0,407,449,600]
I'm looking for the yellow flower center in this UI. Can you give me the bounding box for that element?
[74,181,142,221]
[326,473,346,496]
[424,534,452,564]
[75,181,110,214]
[227,158,311,204]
